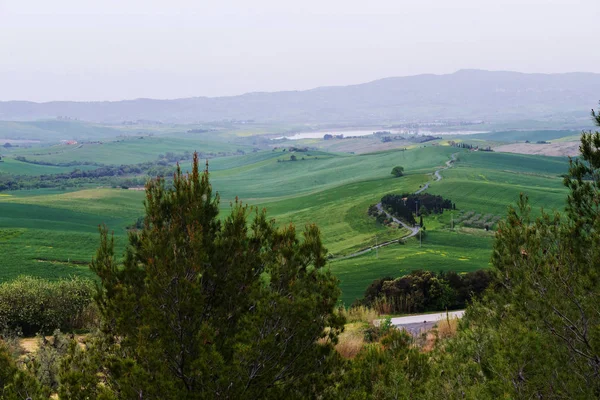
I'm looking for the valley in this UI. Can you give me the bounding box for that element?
[0,124,573,305]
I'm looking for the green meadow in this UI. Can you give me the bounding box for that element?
[0,157,98,175]
[0,137,574,305]
[9,135,254,165]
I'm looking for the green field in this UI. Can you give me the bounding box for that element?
[426,150,569,216]
[0,157,97,175]
[470,129,580,142]
[0,120,124,142]
[0,137,575,306]
[331,230,494,305]
[9,135,254,165]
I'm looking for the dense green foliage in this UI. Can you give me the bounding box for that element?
[383,193,454,217]
[416,115,600,398]
[0,341,49,400]
[86,154,344,398]
[380,194,416,224]
[0,276,94,335]
[358,269,492,313]
[391,166,404,177]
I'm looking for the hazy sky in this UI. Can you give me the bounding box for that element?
[1,0,598,102]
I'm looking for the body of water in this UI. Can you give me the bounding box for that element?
[273,129,488,140]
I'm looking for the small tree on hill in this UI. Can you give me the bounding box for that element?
[391,166,404,177]
[290,154,297,161]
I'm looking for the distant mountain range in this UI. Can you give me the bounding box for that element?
[1,70,599,124]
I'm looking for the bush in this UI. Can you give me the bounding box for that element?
[0,276,96,336]
[359,270,492,314]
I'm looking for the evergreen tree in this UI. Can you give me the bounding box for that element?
[423,110,600,398]
[89,154,344,399]
[0,342,48,400]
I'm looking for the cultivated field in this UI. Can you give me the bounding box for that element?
[0,128,576,306]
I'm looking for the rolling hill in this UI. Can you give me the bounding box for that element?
[1,70,599,124]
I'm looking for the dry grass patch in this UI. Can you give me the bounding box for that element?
[335,323,366,359]
[420,317,459,352]
[339,306,379,325]
[436,317,459,339]
[18,334,88,355]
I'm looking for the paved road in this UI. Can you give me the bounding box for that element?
[375,203,420,238]
[390,310,464,326]
[378,310,465,335]
[434,153,457,181]
[331,153,457,261]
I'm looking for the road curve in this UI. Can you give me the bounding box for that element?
[332,153,457,260]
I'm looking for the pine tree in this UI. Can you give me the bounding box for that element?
[424,109,600,398]
[89,153,344,399]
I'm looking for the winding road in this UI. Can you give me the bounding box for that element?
[333,153,457,261]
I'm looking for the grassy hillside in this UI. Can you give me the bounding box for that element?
[0,120,124,142]
[0,145,574,306]
[9,135,253,165]
[470,129,580,142]
[331,231,494,305]
[0,157,97,175]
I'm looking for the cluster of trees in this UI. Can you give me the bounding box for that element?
[0,159,176,191]
[158,150,246,162]
[380,194,416,225]
[186,128,211,133]
[399,193,454,215]
[1,150,253,192]
[367,204,401,226]
[288,146,310,152]
[380,193,454,224]
[448,141,493,151]
[14,156,101,167]
[357,270,492,314]
[0,173,149,191]
[414,135,441,143]
[0,276,95,336]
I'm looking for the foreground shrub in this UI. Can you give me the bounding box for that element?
[0,341,49,399]
[0,276,96,335]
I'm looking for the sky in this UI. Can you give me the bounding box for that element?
[0,0,598,102]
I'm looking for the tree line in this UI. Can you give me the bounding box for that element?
[357,270,492,314]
